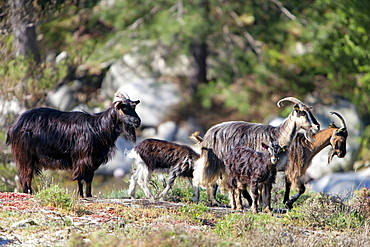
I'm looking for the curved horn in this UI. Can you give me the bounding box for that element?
[330,111,347,129]
[277,97,304,108]
[114,92,130,100]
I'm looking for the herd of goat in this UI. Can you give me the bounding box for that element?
[6,93,348,213]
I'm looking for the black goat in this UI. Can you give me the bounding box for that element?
[226,142,287,214]
[6,92,141,197]
[127,139,200,200]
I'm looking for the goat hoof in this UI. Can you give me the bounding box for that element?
[285,201,293,210]
[263,206,273,214]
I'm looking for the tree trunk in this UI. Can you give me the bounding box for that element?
[188,0,209,95]
[189,40,208,90]
[9,0,41,64]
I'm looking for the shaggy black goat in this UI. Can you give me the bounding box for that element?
[127,138,200,200]
[6,92,141,197]
[226,142,287,214]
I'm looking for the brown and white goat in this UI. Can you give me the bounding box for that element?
[226,142,287,214]
[127,139,200,200]
[283,111,348,209]
[192,97,320,205]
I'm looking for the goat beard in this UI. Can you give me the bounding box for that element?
[304,131,315,143]
[327,149,337,165]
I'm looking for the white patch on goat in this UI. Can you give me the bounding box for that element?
[304,110,315,126]
[125,148,139,160]
[128,151,155,199]
[192,156,207,186]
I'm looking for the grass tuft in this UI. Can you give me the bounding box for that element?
[35,184,75,210]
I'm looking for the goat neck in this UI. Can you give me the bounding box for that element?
[274,112,299,148]
[304,128,336,157]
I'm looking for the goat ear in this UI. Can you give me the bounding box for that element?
[328,122,337,128]
[113,101,122,109]
[261,142,269,150]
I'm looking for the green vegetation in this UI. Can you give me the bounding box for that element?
[1,183,369,246]
[1,0,369,158]
[1,1,370,244]
[34,184,75,210]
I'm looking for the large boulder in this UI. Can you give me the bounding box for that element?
[101,44,190,127]
[115,81,181,127]
[0,97,27,129]
[309,168,370,199]
[47,84,77,111]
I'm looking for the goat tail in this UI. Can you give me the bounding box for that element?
[125,148,140,160]
[193,151,225,187]
[189,131,203,144]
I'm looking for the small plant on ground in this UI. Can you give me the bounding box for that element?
[35,184,75,210]
[286,191,368,231]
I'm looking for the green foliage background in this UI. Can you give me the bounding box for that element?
[1,0,369,164]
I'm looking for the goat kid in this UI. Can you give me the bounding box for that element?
[6,92,141,197]
[127,139,200,200]
[192,97,320,205]
[283,111,348,209]
[226,142,287,214]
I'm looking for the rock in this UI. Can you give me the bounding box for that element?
[156,121,178,141]
[115,81,181,127]
[47,85,77,111]
[95,136,135,175]
[309,168,370,199]
[100,43,189,127]
[12,219,38,229]
[55,51,68,64]
[0,97,27,128]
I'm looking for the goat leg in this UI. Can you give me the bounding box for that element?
[242,189,252,207]
[84,172,94,197]
[19,169,33,194]
[235,188,243,211]
[285,182,306,210]
[229,188,236,210]
[159,171,177,200]
[77,180,84,197]
[250,182,259,214]
[192,184,200,203]
[207,183,219,206]
[283,176,292,205]
[128,171,138,199]
[262,183,273,214]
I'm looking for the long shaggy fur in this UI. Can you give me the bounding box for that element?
[225,143,286,213]
[192,102,320,205]
[283,122,348,209]
[128,139,200,200]
[6,98,141,197]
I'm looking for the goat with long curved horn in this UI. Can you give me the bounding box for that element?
[330,111,347,129]
[277,96,306,108]
[327,111,348,163]
[192,96,320,206]
[283,111,348,209]
[277,96,318,143]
